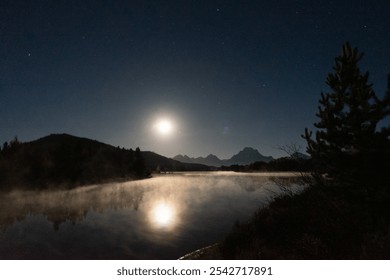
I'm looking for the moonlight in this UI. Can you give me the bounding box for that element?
[155,119,173,135]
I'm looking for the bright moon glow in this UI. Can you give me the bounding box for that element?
[156,119,173,135]
[152,202,175,228]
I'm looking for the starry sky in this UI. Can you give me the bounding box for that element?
[1,0,390,159]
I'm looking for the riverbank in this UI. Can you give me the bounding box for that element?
[179,244,221,260]
[196,181,390,259]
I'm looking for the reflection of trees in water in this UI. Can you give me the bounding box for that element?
[235,173,305,193]
[0,182,145,231]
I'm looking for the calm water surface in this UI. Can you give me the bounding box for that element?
[0,172,300,259]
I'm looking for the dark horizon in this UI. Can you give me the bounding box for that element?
[5,131,279,160]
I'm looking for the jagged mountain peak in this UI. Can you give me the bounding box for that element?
[173,147,274,167]
[233,147,261,156]
[205,154,219,159]
[229,147,273,164]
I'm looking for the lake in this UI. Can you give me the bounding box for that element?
[0,171,302,259]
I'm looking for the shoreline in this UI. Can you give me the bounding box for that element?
[179,243,221,260]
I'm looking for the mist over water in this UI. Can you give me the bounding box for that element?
[0,172,302,259]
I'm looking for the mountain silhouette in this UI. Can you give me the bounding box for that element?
[0,133,210,190]
[172,147,274,167]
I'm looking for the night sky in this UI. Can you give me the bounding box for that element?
[1,0,390,158]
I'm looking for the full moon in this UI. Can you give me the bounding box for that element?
[156,119,173,135]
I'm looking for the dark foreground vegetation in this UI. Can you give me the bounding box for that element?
[220,43,390,259]
[221,182,390,259]
[0,134,210,191]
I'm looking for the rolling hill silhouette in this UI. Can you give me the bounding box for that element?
[0,134,210,190]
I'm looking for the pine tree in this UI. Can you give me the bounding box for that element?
[303,43,390,188]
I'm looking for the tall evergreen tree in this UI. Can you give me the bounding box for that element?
[303,43,390,188]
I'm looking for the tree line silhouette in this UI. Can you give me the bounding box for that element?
[0,134,149,190]
[220,156,311,172]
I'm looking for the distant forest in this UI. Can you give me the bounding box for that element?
[0,133,213,191]
[220,155,311,173]
[0,134,149,190]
